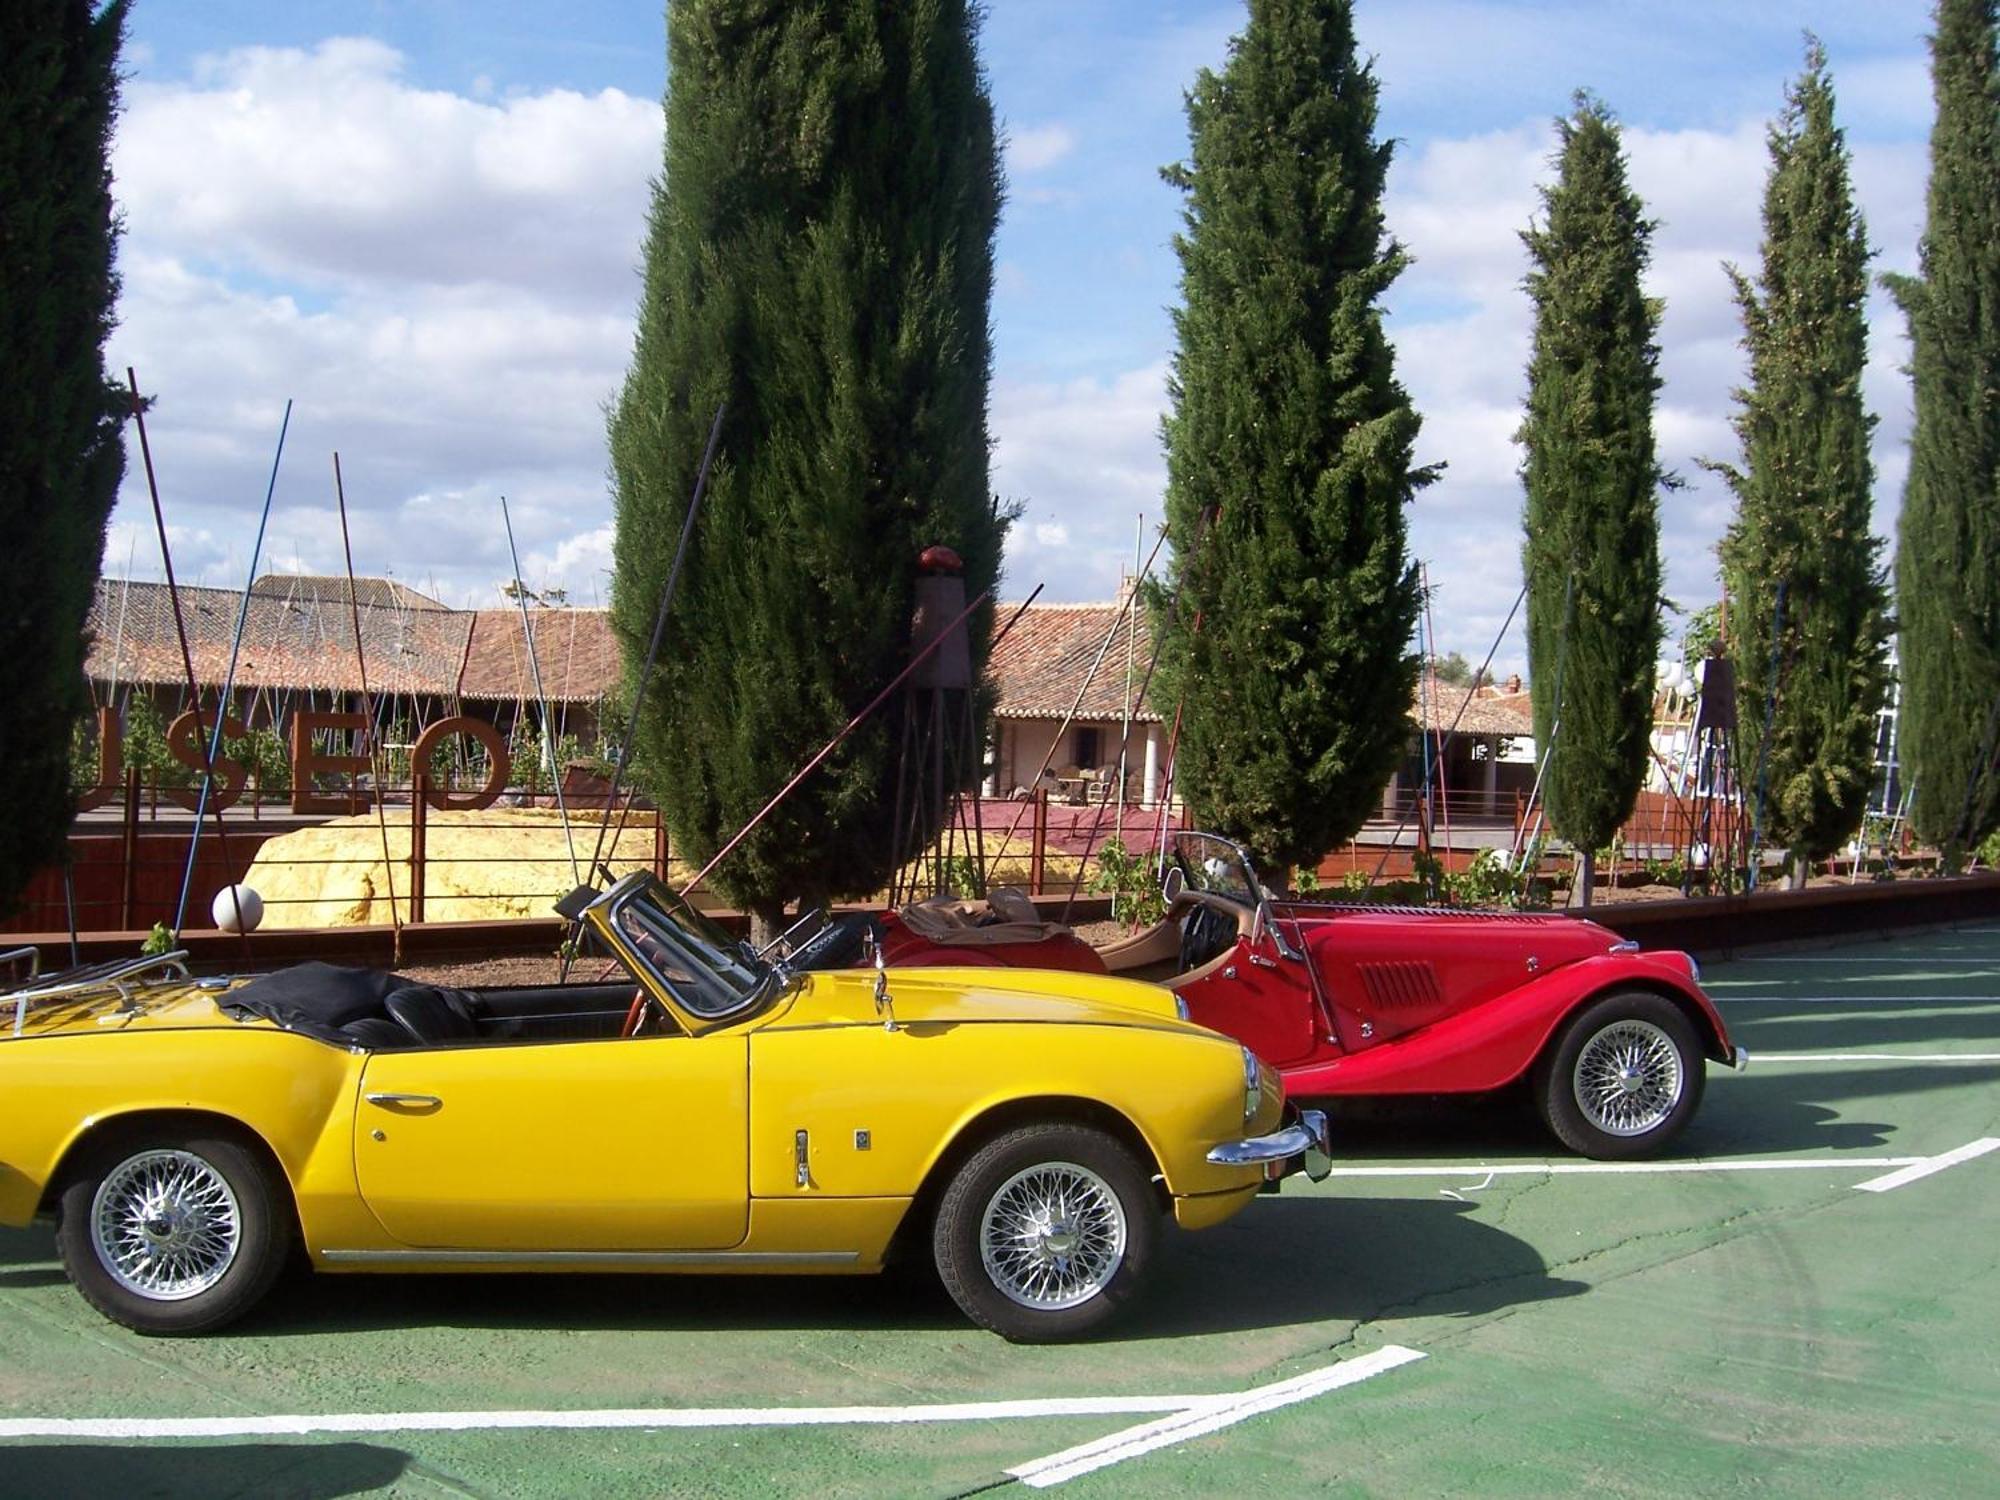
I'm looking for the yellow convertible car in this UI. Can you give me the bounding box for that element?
[0,874,1328,1342]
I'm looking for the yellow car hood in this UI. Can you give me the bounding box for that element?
[769,965,1193,1033]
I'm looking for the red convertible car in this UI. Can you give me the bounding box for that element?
[876,833,1746,1159]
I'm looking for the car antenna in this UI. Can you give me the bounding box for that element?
[501,493,581,891]
[558,400,726,980]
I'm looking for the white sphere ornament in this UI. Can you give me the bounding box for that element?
[212,884,264,934]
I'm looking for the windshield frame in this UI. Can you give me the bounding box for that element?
[599,873,780,1024]
[1170,832,1267,906]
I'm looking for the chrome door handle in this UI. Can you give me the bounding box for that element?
[365,1092,442,1109]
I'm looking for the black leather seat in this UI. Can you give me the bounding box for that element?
[383,984,483,1045]
[340,1015,414,1050]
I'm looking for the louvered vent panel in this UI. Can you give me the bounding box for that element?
[1357,961,1443,1008]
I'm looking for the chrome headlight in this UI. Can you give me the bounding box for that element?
[1241,1046,1261,1124]
[1684,952,1703,985]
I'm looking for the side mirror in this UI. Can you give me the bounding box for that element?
[1161,866,1186,906]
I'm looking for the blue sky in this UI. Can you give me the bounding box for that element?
[107,2,1937,672]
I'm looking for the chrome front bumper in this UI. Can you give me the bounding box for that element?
[1207,1108,1332,1183]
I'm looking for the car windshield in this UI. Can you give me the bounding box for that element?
[609,878,776,1021]
[1171,833,1265,907]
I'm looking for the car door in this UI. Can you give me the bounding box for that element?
[354,1032,748,1251]
[1175,934,1318,1067]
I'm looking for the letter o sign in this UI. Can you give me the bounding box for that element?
[410,716,512,810]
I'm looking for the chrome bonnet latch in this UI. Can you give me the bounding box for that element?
[873,947,897,1033]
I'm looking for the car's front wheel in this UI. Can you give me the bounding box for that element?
[56,1130,292,1336]
[1534,992,1706,1159]
[932,1123,1158,1342]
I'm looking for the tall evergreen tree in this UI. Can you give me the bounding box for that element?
[1156,0,1431,875]
[1886,0,2000,863]
[609,1,1004,930]
[1518,98,1665,906]
[1711,44,1891,887]
[0,1,130,918]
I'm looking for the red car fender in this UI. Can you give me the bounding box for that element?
[1281,950,1733,1098]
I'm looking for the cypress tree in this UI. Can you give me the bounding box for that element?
[1518,98,1665,906]
[609,1,1004,930]
[1711,44,1891,887]
[0,1,130,918]
[1886,0,2000,863]
[1157,0,1431,875]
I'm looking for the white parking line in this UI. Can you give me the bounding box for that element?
[1006,1346,1427,1488]
[1718,957,2000,965]
[1326,1156,1923,1179]
[1707,994,2000,1004]
[0,1354,1426,1448]
[1854,1138,2000,1193]
[0,1395,1215,1441]
[1752,1052,2000,1063]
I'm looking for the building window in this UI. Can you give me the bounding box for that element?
[1074,726,1101,770]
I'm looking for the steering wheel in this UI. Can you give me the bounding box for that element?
[1179,904,1222,974]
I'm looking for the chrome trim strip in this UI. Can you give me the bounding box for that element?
[1209,1121,1315,1165]
[317,1248,862,1267]
[1207,1109,1333,1182]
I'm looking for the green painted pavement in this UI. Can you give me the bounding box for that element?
[4,923,1998,1496]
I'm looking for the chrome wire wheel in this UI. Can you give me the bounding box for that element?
[979,1161,1127,1311]
[1573,1018,1685,1137]
[90,1149,243,1301]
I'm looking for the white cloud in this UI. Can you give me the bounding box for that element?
[105,40,657,607]
[992,364,1168,602]
[1378,113,1919,674]
[1005,122,1078,174]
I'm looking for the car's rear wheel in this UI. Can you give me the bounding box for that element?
[932,1123,1157,1342]
[1534,992,1705,1159]
[56,1130,291,1335]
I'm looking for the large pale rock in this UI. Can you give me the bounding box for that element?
[242,808,664,928]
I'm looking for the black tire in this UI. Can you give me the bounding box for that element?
[1533,992,1706,1160]
[932,1123,1158,1342]
[56,1130,292,1336]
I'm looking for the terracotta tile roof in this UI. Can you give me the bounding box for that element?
[457,608,622,704]
[989,601,1161,722]
[988,600,1535,736]
[1416,682,1535,737]
[86,579,473,697]
[249,574,450,611]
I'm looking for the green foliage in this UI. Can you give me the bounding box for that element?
[506,715,579,796]
[140,921,173,957]
[1519,97,1666,859]
[0,1,131,916]
[1154,0,1432,876]
[609,0,1006,923]
[1441,848,1550,909]
[68,713,102,793]
[122,695,192,790]
[1089,839,1166,929]
[1642,854,1687,888]
[1291,864,1321,896]
[1679,603,1723,678]
[241,727,290,797]
[1429,652,1482,688]
[1886,0,2000,859]
[1709,44,1892,868]
[1975,826,2000,869]
[937,854,982,901]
